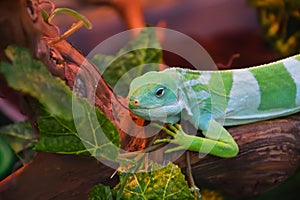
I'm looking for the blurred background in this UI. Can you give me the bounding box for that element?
[50,0,277,66]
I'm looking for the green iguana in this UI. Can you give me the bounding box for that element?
[128,55,300,158]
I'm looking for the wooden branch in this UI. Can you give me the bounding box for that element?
[0,152,119,199]
[0,0,299,199]
[189,115,300,197]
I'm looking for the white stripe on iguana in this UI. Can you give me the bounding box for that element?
[198,72,211,85]
[226,69,261,116]
[283,58,300,106]
[181,72,211,88]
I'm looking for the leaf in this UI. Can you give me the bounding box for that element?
[33,84,120,159]
[248,0,300,56]
[47,8,92,29]
[0,46,120,160]
[92,27,162,96]
[0,137,15,180]
[114,162,195,200]
[200,189,223,200]
[89,184,114,200]
[0,121,35,153]
[35,91,119,159]
[0,45,73,120]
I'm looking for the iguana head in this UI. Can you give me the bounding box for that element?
[128,71,182,123]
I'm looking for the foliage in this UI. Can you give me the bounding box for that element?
[0,121,35,154]
[47,8,92,29]
[0,121,36,180]
[201,189,224,200]
[249,0,300,56]
[92,27,162,96]
[0,137,15,179]
[89,162,195,200]
[0,46,120,160]
[1,46,73,120]
[89,184,114,200]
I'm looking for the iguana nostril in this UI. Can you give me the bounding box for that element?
[133,99,139,105]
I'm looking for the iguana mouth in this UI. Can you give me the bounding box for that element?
[129,103,181,119]
[129,104,163,110]
[128,98,164,110]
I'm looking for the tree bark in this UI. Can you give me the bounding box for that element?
[0,0,299,199]
[186,115,300,197]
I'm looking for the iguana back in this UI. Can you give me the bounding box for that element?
[164,54,300,126]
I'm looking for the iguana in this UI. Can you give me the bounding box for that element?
[128,55,300,158]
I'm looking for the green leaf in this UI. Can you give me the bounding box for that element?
[89,184,114,200]
[114,162,195,200]
[248,0,300,56]
[0,121,35,153]
[0,46,73,120]
[48,8,92,29]
[0,137,15,180]
[34,113,87,155]
[34,87,120,159]
[92,27,162,96]
[0,46,120,160]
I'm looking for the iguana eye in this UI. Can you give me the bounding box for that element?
[155,87,165,98]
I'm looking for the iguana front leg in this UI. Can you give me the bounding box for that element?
[154,124,194,152]
[154,120,239,158]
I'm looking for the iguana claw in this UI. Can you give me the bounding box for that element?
[153,138,172,144]
[153,123,193,153]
